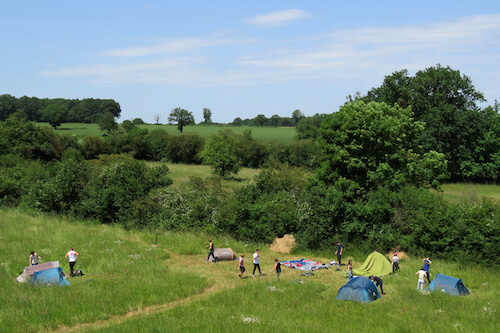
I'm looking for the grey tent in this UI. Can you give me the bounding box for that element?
[213,248,235,261]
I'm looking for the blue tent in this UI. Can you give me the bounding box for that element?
[336,276,381,303]
[426,273,469,296]
[31,267,70,286]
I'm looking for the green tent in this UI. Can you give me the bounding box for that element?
[352,252,393,277]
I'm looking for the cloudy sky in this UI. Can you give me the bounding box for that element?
[1,1,499,123]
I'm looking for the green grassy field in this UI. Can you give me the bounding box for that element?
[38,122,297,144]
[1,208,498,332]
[440,183,500,203]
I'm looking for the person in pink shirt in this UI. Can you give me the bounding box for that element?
[237,254,246,278]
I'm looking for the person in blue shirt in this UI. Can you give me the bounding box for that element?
[423,257,432,284]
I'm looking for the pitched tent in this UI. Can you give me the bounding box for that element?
[352,252,393,277]
[31,267,70,286]
[213,248,235,261]
[336,276,381,303]
[426,273,470,296]
[16,261,60,283]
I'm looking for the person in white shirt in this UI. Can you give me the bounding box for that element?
[65,247,79,276]
[415,267,427,292]
[252,249,263,277]
[392,252,400,273]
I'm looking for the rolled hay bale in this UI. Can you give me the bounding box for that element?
[269,234,297,254]
[213,248,235,261]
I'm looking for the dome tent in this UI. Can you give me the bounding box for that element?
[336,276,381,303]
[426,273,470,296]
[352,252,393,277]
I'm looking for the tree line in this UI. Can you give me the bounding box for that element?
[0,94,121,126]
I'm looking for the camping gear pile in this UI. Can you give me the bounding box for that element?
[16,261,70,286]
[280,259,330,271]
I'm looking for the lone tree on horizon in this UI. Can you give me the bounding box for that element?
[168,107,195,133]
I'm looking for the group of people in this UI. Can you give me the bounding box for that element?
[415,257,432,291]
[206,239,433,295]
[29,248,79,277]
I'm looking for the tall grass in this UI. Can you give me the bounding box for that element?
[0,209,208,332]
[85,256,500,333]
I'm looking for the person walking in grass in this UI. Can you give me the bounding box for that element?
[369,275,385,294]
[252,249,263,277]
[29,251,41,266]
[392,252,400,273]
[65,247,79,277]
[270,258,282,281]
[423,257,432,284]
[206,239,215,263]
[347,260,353,280]
[416,266,427,292]
[335,242,343,267]
[237,254,245,278]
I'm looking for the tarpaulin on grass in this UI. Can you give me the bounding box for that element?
[280,259,330,271]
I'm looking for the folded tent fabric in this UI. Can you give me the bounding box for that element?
[352,252,393,277]
[280,259,330,271]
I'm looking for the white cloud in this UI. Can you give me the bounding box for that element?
[246,9,310,27]
[102,36,257,57]
[39,14,500,88]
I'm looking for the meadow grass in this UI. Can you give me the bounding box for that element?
[0,209,208,332]
[147,162,260,192]
[38,122,296,144]
[84,253,500,333]
[1,209,499,332]
[440,183,500,203]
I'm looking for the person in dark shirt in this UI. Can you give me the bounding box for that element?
[369,275,385,294]
[335,242,343,267]
[206,239,215,263]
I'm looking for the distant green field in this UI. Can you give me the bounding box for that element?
[440,183,500,203]
[38,122,297,144]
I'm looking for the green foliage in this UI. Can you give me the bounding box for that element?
[98,112,118,133]
[0,111,63,160]
[200,130,242,177]
[236,129,268,168]
[168,107,195,133]
[317,100,447,193]
[295,113,327,140]
[153,177,227,231]
[82,136,109,159]
[166,133,204,164]
[80,155,171,223]
[40,103,66,129]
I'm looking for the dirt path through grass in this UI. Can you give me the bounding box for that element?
[49,245,349,333]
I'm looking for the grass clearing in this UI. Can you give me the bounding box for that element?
[1,209,499,332]
[440,183,500,203]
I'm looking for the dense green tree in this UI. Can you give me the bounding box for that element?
[166,134,204,164]
[121,120,135,132]
[200,130,242,177]
[317,100,448,193]
[292,109,305,125]
[203,108,212,124]
[168,107,194,133]
[236,129,268,168]
[361,64,490,181]
[254,114,267,126]
[295,113,327,140]
[270,114,280,127]
[98,112,118,133]
[41,104,66,129]
[0,94,17,121]
[132,118,145,125]
[232,117,243,126]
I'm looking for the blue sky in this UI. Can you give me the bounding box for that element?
[1,1,499,123]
